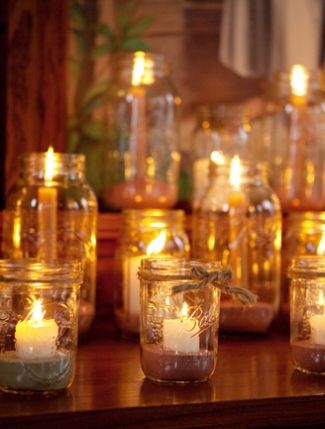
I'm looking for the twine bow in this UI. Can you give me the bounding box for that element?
[172,265,257,305]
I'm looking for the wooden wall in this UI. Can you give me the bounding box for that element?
[3,0,68,198]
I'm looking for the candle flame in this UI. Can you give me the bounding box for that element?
[147,230,167,255]
[132,51,154,86]
[45,146,56,183]
[317,230,325,255]
[290,65,309,97]
[27,299,45,324]
[211,150,225,165]
[180,302,189,318]
[230,155,241,190]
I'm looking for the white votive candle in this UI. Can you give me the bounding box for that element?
[310,315,325,345]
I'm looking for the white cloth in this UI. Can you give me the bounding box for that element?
[220,0,323,77]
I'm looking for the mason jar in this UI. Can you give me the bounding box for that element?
[139,258,225,383]
[289,256,325,375]
[281,212,325,322]
[192,158,282,334]
[114,209,190,336]
[2,150,97,336]
[101,51,181,210]
[0,260,82,395]
[250,66,325,213]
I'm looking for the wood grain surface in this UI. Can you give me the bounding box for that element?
[1,331,325,428]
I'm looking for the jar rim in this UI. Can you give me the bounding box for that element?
[0,259,83,285]
[139,257,225,280]
[288,255,325,278]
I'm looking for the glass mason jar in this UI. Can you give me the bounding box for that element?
[281,212,325,322]
[2,151,98,336]
[191,104,251,210]
[101,51,181,210]
[139,258,224,383]
[250,66,325,213]
[289,256,325,375]
[192,158,282,334]
[0,260,82,395]
[114,209,190,337]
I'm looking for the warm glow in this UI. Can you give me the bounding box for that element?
[211,150,225,165]
[290,65,308,97]
[132,52,154,86]
[317,230,325,255]
[230,155,241,190]
[27,299,45,325]
[13,217,21,249]
[146,230,167,255]
[180,302,189,318]
[45,146,56,183]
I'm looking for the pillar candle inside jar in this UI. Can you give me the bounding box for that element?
[38,146,58,260]
[163,303,200,353]
[15,299,58,360]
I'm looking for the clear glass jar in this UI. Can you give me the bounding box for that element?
[250,66,325,213]
[114,209,190,336]
[191,104,251,209]
[0,260,82,395]
[139,258,224,383]
[281,212,325,322]
[192,158,282,333]
[2,151,98,336]
[101,51,181,210]
[289,256,325,375]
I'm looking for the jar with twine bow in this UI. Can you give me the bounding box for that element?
[138,258,256,383]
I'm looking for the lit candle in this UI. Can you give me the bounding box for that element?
[38,146,58,259]
[290,64,308,106]
[124,230,167,318]
[15,299,58,360]
[163,303,200,353]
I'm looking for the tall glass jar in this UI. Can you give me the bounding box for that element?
[250,66,325,213]
[101,51,181,210]
[2,151,98,336]
[0,260,82,395]
[192,158,282,333]
[114,209,190,336]
[289,256,325,375]
[281,212,325,322]
[139,258,223,383]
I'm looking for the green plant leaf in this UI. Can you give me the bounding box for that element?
[125,16,155,37]
[70,1,86,29]
[95,22,115,40]
[117,1,137,33]
[67,115,79,129]
[67,128,80,153]
[81,94,106,116]
[82,121,105,140]
[121,38,150,51]
[91,42,112,59]
[68,58,81,80]
[72,29,87,56]
[83,80,109,105]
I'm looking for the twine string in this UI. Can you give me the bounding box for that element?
[171,265,257,305]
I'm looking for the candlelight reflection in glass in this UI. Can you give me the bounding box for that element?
[0,260,82,395]
[192,156,281,334]
[3,149,97,336]
[114,209,189,336]
[282,213,325,321]
[290,255,325,374]
[139,259,223,383]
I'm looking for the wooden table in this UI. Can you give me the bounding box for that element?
[1,326,325,429]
